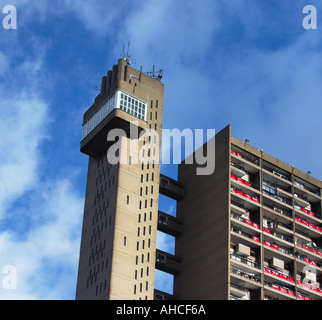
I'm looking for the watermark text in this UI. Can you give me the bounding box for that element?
[2,5,17,30]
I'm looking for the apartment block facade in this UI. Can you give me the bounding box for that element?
[76,59,322,300]
[173,125,322,300]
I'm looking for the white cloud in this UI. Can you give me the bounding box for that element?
[0,84,83,299]
[0,7,84,299]
[0,179,83,300]
[0,93,48,218]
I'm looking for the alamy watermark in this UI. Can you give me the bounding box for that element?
[2,5,17,30]
[0,5,319,31]
[106,122,216,176]
[2,265,17,290]
[303,5,317,29]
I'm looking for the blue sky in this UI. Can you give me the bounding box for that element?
[0,0,322,299]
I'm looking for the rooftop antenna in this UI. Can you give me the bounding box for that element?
[121,41,136,66]
[145,65,164,81]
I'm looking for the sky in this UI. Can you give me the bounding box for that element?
[0,0,322,299]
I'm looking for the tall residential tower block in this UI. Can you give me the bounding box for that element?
[76,59,165,300]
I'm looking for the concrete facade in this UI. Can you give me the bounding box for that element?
[76,59,164,300]
[174,125,322,300]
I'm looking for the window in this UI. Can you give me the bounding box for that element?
[155,112,158,120]
[124,237,127,246]
[119,91,147,121]
[127,195,130,204]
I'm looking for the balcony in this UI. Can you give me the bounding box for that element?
[155,249,182,275]
[231,187,260,208]
[159,174,184,201]
[293,178,321,198]
[264,282,296,300]
[230,269,261,300]
[262,180,292,208]
[230,212,261,241]
[230,267,261,284]
[295,235,322,260]
[231,173,259,191]
[230,253,261,271]
[262,202,292,221]
[263,218,294,248]
[262,163,291,184]
[294,204,321,223]
[296,281,322,299]
[295,251,322,270]
[157,211,183,237]
[295,216,322,240]
[263,240,294,262]
[231,148,260,167]
[264,265,295,283]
